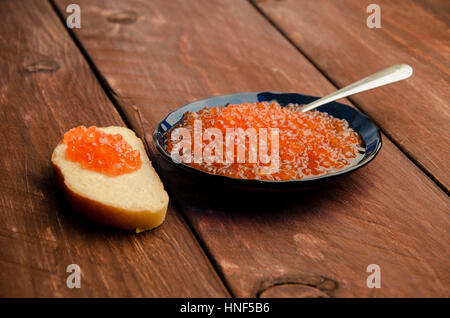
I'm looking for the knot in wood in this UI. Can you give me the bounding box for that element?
[107,11,138,24]
[24,60,60,73]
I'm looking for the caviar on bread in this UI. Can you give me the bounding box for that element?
[52,126,169,233]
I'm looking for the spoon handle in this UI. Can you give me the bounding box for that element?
[300,64,413,112]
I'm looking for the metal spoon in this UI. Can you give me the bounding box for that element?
[299,64,413,112]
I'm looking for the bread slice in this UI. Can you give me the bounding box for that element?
[51,126,169,233]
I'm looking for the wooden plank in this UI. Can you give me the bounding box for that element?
[54,0,450,297]
[0,0,228,297]
[252,0,450,191]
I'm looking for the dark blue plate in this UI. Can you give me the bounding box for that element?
[153,92,382,191]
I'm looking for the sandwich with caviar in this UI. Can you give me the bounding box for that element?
[51,126,169,233]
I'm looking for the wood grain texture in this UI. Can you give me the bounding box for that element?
[0,0,228,297]
[54,0,450,297]
[253,0,450,191]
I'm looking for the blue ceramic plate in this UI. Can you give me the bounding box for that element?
[153,92,382,190]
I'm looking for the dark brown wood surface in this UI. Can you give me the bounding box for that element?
[0,0,228,297]
[54,0,450,297]
[253,0,450,191]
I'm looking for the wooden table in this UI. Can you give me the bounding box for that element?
[0,0,448,297]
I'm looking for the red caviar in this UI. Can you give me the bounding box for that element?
[63,126,141,177]
[167,102,363,181]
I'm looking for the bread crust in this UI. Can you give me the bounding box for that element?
[52,161,167,233]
